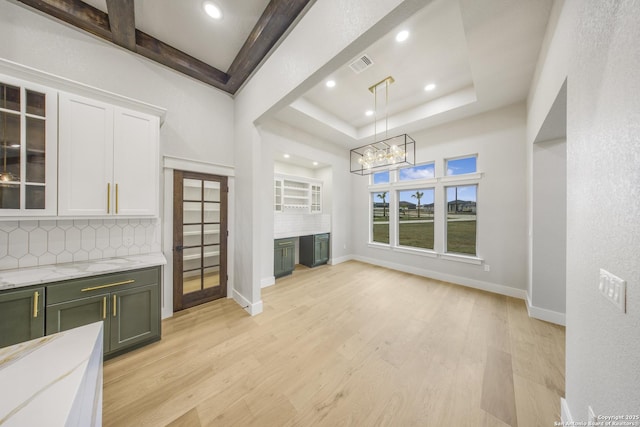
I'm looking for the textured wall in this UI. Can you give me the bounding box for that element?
[351,103,528,294]
[564,0,640,419]
[531,138,566,315]
[0,219,161,270]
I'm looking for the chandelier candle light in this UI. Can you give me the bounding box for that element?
[350,76,415,175]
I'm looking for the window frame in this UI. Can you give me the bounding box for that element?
[445,154,478,177]
[396,186,436,252]
[444,183,478,258]
[366,159,483,264]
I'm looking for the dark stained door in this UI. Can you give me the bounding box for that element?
[173,171,228,311]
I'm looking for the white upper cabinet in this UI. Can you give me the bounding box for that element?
[58,93,113,216]
[0,74,58,216]
[58,92,159,217]
[113,107,159,216]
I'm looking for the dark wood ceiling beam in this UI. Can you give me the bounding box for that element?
[225,0,315,94]
[16,0,313,94]
[105,0,136,50]
[16,0,230,90]
[17,0,111,41]
[135,30,230,89]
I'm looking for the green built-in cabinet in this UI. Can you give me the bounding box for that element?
[46,267,160,357]
[299,233,330,268]
[274,238,295,278]
[0,266,161,357]
[0,287,45,348]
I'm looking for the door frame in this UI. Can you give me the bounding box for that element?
[173,170,228,311]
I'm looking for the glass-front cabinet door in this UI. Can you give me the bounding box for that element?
[0,75,57,216]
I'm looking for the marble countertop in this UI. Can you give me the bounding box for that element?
[0,252,166,291]
[0,322,103,426]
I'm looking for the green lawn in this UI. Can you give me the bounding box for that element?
[399,222,434,249]
[446,220,476,255]
[372,219,476,255]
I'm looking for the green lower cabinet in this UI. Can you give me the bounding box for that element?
[274,238,295,278]
[110,284,159,353]
[300,233,330,268]
[46,293,111,352]
[45,266,161,357]
[0,287,44,349]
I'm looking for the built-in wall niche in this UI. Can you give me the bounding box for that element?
[273,160,332,240]
[274,176,322,213]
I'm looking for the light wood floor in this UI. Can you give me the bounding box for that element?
[103,261,565,426]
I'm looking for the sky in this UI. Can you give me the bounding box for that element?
[372,157,477,203]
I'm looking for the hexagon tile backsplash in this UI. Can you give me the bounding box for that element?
[0,219,161,271]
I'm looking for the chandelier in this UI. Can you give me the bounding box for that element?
[350,76,415,175]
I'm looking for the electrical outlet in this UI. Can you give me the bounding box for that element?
[484,264,490,272]
[599,269,626,313]
[588,406,596,424]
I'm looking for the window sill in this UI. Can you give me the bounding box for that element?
[440,253,483,265]
[368,242,390,249]
[367,243,483,265]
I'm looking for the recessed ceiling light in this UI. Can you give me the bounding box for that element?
[203,1,222,20]
[365,110,374,116]
[325,80,336,88]
[424,83,436,91]
[313,161,319,166]
[395,30,409,42]
[283,154,290,159]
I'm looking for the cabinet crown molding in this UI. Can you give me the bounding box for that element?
[0,58,166,124]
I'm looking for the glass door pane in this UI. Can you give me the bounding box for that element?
[174,170,227,311]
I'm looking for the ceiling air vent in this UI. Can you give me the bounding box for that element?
[349,54,374,74]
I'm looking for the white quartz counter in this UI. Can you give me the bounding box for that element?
[0,252,166,291]
[0,322,104,426]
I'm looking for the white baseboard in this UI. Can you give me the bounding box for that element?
[329,255,353,265]
[351,255,527,300]
[261,276,275,288]
[561,398,572,424]
[232,289,263,316]
[526,294,566,326]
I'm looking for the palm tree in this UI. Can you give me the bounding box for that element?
[377,192,388,217]
[411,191,424,218]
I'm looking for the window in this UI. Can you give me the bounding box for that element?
[399,163,435,181]
[446,185,477,255]
[446,155,477,176]
[366,155,481,261]
[372,170,390,184]
[398,188,434,249]
[372,191,389,244]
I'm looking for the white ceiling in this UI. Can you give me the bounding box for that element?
[82,0,270,71]
[82,0,553,160]
[273,0,554,150]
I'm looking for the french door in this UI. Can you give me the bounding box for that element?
[173,171,227,311]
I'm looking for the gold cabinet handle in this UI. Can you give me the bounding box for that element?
[102,297,107,319]
[81,279,135,292]
[113,294,117,317]
[33,291,39,318]
[115,183,119,214]
[107,183,111,214]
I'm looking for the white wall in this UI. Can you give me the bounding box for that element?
[232,0,423,314]
[274,161,316,179]
[259,122,351,284]
[0,0,235,318]
[531,138,566,318]
[352,103,528,297]
[565,0,640,420]
[529,0,640,420]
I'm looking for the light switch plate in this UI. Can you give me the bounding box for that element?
[599,269,626,313]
